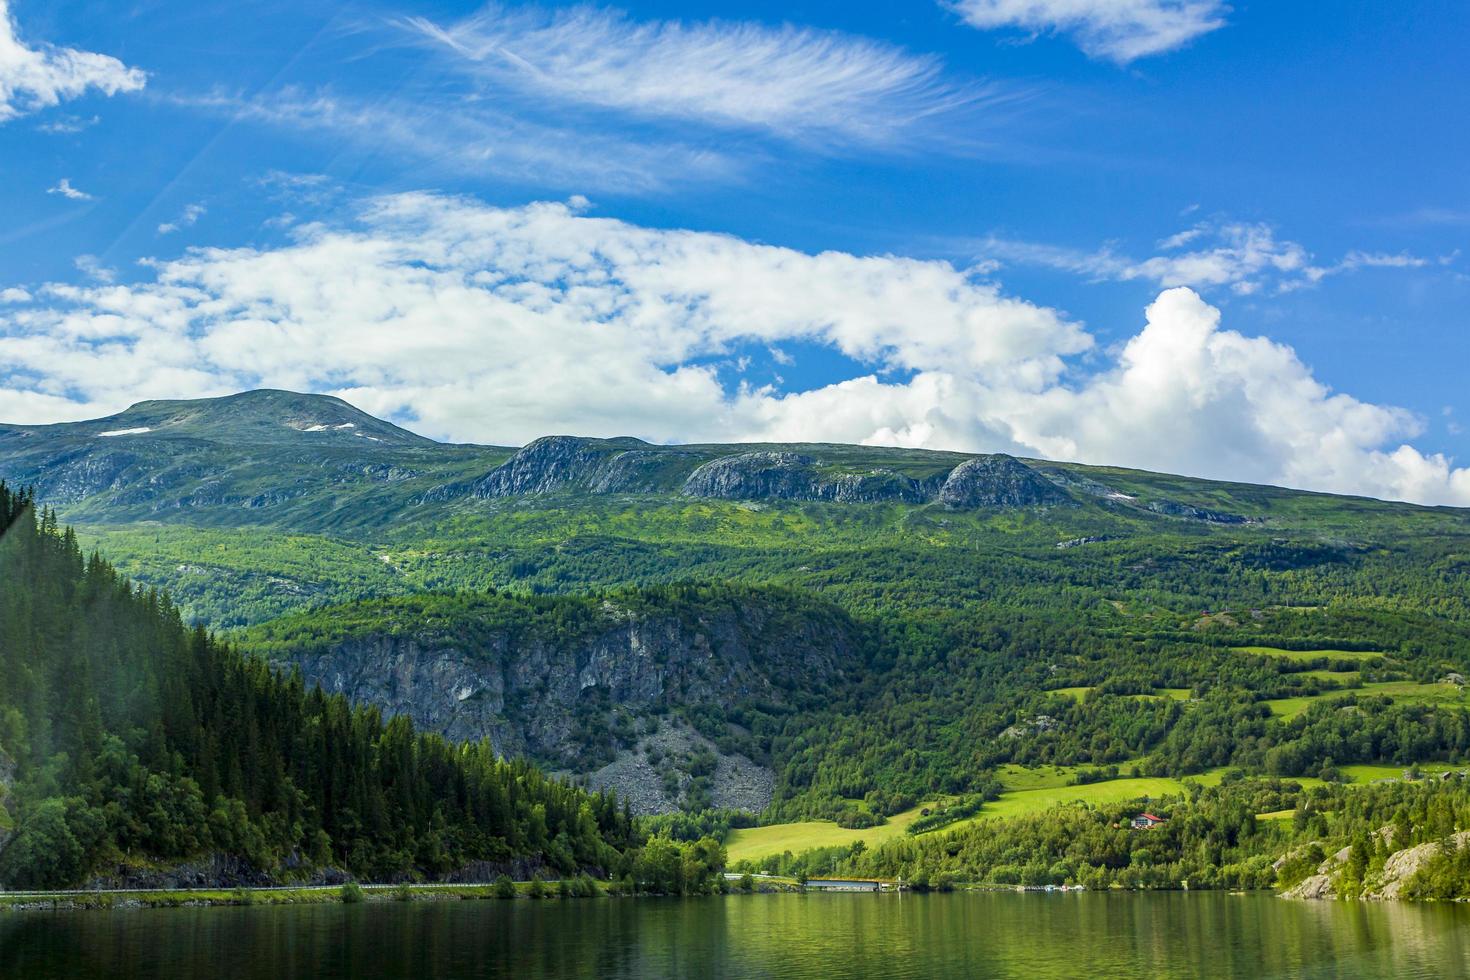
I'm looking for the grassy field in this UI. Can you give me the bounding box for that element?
[1048,687,1193,703]
[995,764,1096,790]
[1128,688,1193,701]
[1295,669,1361,683]
[1339,762,1466,783]
[729,768,1231,864]
[1264,681,1467,720]
[726,801,943,863]
[1234,646,1387,664]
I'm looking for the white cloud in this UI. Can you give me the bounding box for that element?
[46,177,92,200]
[0,0,145,122]
[0,193,1465,506]
[401,4,985,146]
[72,254,113,282]
[178,87,740,194]
[948,0,1228,62]
[984,220,1442,295]
[158,204,206,235]
[1008,288,1470,504]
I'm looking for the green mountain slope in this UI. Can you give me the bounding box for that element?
[5,391,1470,825]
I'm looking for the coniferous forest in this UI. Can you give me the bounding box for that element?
[0,483,643,889]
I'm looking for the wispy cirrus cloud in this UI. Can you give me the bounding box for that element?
[947,0,1229,62]
[0,0,145,122]
[175,86,743,194]
[981,219,1446,295]
[36,112,98,134]
[399,3,998,148]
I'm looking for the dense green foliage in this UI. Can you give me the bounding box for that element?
[740,773,1470,899]
[0,484,640,888]
[9,393,1470,852]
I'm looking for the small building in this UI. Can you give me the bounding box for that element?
[1131,813,1165,830]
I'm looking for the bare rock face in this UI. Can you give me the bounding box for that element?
[681,452,932,504]
[584,720,775,816]
[472,436,695,497]
[1145,500,1248,524]
[1279,827,1470,900]
[938,455,1072,509]
[284,595,853,812]
[1377,831,1470,899]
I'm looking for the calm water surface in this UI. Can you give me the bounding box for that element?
[3,891,1468,979]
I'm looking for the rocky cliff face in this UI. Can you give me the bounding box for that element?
[284,597,854,811]
[681,452,935,504]
[472,436,694,497]
[1145,500,1249,524]
[938,455,1073,509]
[473,440,1076,510]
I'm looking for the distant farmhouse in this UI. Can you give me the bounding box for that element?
[1131,813,1166,830]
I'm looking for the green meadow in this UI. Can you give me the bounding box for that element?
[1233,646,1387,664]
[728,766,1233,863]
[1264,681,1467,720]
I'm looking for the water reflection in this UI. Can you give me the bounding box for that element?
[2,892,1468,979]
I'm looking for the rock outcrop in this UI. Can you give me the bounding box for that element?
[283,595,854,812]
[1146,500,1249,524]
[472,436,690,497]
[1280,827,1470,900]
[681,452,933,504]
[938,455,1072,509]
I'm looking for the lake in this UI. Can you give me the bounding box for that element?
[3,891,1469,978]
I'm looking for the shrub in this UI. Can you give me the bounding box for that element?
[340,882,365,904]
[493,874,517,899]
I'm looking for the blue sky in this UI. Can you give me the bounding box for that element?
[1,0,1468,504]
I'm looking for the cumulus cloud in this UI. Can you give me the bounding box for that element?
[1011,289,1470,503]
[0,193,1465,506]
[983,220,1442,295]
[401,3,986,147]
[46,177,92,200]
[948,0,1229,62]
[0,0,145,122]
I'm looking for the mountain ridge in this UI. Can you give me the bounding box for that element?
[3,389,1460,522]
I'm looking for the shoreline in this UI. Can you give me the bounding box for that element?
[8,880,1467,914]
[0,881,1246,913]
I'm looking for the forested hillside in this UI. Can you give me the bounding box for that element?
[0,483,639,889]
[6,392,1470,837]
